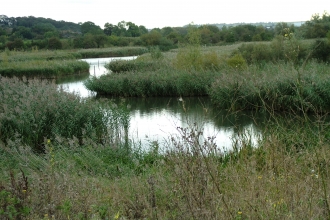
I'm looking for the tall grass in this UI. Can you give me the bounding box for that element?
[1,108,330,219]
[0,49,80,63]
[208,61,330,112]
[0,60,89,78]
[0,76,129,152]
[85,68,218,97]
[0,47,148,63]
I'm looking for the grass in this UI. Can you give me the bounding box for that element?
[0,77,129,152]
[0,46,148,78]
[208,61,330,112]
[1,39,330,219]
[0,46,148,63]
[1,109,330,219]
[0,60,89,78]
[85,67,217,97]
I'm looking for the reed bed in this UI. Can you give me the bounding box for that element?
[0,50,80,62]
[85,68,218,97]
[0,76,129,152]
[0,60,89,78]
[208,61,330,112]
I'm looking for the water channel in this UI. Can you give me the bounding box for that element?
[57,56,264,153]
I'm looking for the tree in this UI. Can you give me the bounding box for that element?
[32,23,57,35]
[0,27,6,36]
[138,25,148,35]
[12,26,33,39]
[104,22,114,35]
[80,21,103,35]
[140,30,162,46]
[126,22,140,37]
[167,31,182,44]
[94,34,107,48]
[161,27,174,37]
[48,37,62,49]
[275,22,294,36]
[6,39,25,50]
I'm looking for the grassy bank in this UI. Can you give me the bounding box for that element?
[0,77,129,152]
[0,47,148,63]
[1,109,330,219]
[2,39,330,219]
[0,60,89,78]
[208,61,330,112]
[0,47,148,78]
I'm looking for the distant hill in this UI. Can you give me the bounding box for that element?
[192,21,306,29]
[0,15,81,38]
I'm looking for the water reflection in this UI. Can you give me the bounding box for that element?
[57,56,136,97]
[112,97,264,152]
[56,57,264,152]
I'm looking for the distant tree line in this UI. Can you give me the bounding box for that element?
[0,12,329,51]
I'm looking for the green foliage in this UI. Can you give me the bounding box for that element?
[141,31,162,46]
[85,68,217,97]
[302,11,330,38]
[80,21,103,35]
[0,77,119,152]
[47,37,62,50]
[226,53,247,70]
[149,46,163,60]
[311,39,330,62]
[5,39,25,51]
[208,61,330,112]
[0,60,89,77]
[175,46,203,70]
[105,59,160,73]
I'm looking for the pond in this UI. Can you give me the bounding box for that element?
[57,56,264,152]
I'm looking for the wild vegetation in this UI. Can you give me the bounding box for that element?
[0,47,147,77]
[1,12,329,51]
[1,12,330,220]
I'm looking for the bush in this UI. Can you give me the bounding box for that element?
[175,46,203,71]
[5,39,25,51]
[311,39,330,62]
[226,53,247,70]
[149,46,163,60]
[238,43,273,64]
[48,37,62,50]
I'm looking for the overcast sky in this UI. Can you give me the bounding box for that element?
[2,0,329,29]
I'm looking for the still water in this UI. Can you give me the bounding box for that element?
[57,57,263,152]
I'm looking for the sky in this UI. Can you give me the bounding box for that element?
[2,0,330,29]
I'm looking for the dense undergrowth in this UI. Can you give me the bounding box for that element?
[0,77,129,152]
[1,32,330,219]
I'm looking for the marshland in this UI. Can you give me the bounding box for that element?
[1,14,330,219]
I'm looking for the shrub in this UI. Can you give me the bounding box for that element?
[202,51,223,71]
[175,46,203,71]
[238,43,273,64]
[226,53,247,70]
[149,46,163,60]
[48,37,62,50]
[311,39,330,62]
